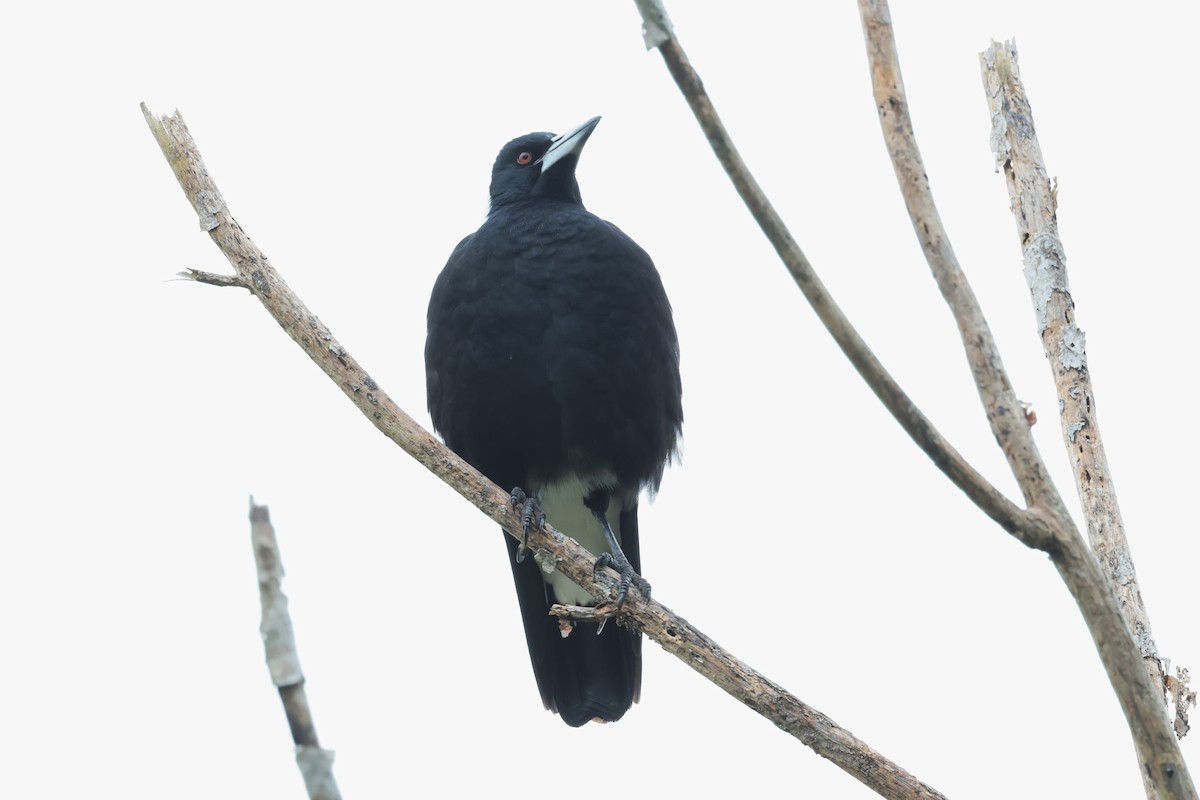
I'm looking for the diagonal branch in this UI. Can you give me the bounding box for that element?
[856,0,1058,512]
[980,37,1191,791]
[979,36,1166,692]
[631,2,1195,798]
[143,103,948,800]
[630,3,1039,547]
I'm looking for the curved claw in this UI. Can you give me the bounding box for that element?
[509,487,545,563]
[594,551,651,610]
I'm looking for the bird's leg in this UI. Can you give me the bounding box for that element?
[588,506,651,611]
[509,487,545,563]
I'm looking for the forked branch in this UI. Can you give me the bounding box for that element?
[633,1,1194,797]
[857,0,1057,511]
[631,1,1039,547]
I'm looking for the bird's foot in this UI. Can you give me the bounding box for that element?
[594,550,651,610]
[509,487,545,563]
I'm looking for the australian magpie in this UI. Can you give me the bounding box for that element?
[425,117,682,726]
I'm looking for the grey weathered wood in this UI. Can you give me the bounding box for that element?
[981,39,1192,799]
[250,499,342,800]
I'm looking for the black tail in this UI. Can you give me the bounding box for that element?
[505,504,643,725]
[547,615,640,726]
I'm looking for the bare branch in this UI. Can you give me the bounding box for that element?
[631,8,1039,550]
[250,499,341,800]
[629,3,1196,798]
[549,603,618,623]
[143,103,947,800]
[979,37,1165,680]
[179,268,249,289]
[856,0,1056,510]
[980,39,1190,797]
[1043,525,1195,799]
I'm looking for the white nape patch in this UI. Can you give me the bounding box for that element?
[533,473,622,607]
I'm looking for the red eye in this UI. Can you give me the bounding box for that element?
[516,151,533,165]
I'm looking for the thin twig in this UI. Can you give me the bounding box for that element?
[179,268,249,289]
[549,602,618,623]
[250,499,342,800]
[143,103,947,800]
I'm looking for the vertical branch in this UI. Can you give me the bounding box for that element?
[856,0,1059,511]
[251,499,342,800]
[979,31,1185,729]
[978,39,1163,672]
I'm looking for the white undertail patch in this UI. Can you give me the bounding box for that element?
[534,474,623,607]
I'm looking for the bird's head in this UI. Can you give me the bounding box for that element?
[487,116,601,213]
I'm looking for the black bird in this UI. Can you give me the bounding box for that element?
[425,117,682,726]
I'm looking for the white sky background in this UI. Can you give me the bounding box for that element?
[2,2,1196,797]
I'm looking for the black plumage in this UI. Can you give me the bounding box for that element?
[425,117,682,725]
